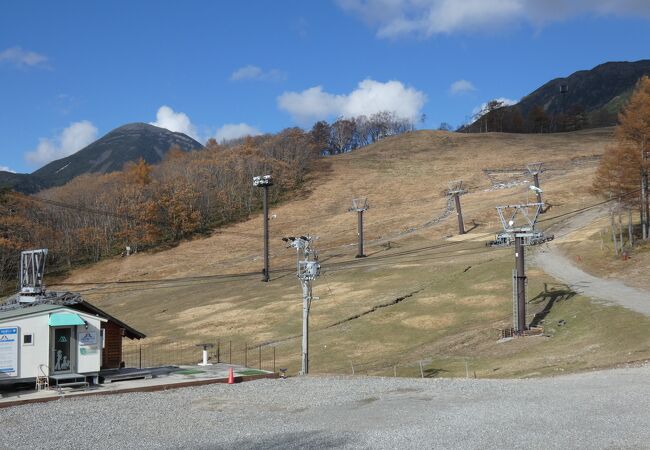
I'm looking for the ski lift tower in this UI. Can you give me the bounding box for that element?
[493,203,548,333]
[526,163,544,207]
[282,235,321,375]
[349,198,369,258]
[19,249,48,303]
[447,180,466,235]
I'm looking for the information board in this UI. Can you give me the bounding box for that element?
[0,327,18,377]
[79,331,97,346]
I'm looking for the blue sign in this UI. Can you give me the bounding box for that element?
[0,327,18,377]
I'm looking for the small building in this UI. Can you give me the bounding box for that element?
[0,291,145,385]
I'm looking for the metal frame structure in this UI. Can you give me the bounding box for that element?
[283,235,321,375]
[526,163,544,207]
[490,202,551,333]
[19,249,48,301]
[253,175,273,282]
[496,203,543,235]
[447,180,466,235]
[349,198,369,258]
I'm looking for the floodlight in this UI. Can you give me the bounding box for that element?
[529,185,543,193]
[508,220,515,227]
[253,174,273,187]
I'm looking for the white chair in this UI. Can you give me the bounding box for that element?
[35,364,49,391]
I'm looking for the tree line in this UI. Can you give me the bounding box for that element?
[462,100,593,134]
[0,128,321,293]
[0,112,414,294]
[310,111,417,155]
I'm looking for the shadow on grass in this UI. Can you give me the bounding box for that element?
[528,282,577,328]
[423,367,447,378]
[464,220,481,233]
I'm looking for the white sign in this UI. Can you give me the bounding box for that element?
[0,327,18,377]
[78,331,97,346]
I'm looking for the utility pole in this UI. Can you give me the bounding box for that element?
[527,163,544,207]
[491,202,548,333]
[283,235,320,375]
[447,180,466,235]
[640,136,650,241]
[253,175,273,282]
[349,198,369,258]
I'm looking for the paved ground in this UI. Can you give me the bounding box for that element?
[1,365,649,449]
[534,208,650,316]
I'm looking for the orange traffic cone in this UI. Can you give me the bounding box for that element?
[227,367,235,384]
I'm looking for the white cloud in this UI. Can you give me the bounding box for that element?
[0,46,48,68]
[472,97,518,118]
[450,79,477,95]
[149,106,260,144]
[25,121,98,166]
[0,166,16,173]
[230,65,287,81]
[214,123,262,143]
[278,79,426,124]
[150,105,198,139]
[278,86,345,123]
[337,0,650,37]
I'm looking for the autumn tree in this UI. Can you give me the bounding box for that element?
[125,158,152,186]
[594,76,650,238]
[0,190,59,292]
[330,118,356,154]
[593,145,640,199]
[310,121,331,155]
[617,76,650,237]
[529,105,550,133]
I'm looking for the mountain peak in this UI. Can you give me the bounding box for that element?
[0,123,204,194]
[465,59,650,133]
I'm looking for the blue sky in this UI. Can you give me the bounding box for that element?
[1,0,650,174]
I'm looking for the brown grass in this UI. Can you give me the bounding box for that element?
[53,127,650,378]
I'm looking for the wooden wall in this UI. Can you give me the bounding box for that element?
[101,321,123,369]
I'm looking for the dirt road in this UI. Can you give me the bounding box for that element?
[533,208,650,316]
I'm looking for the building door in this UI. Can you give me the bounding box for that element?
[50,327,75,374]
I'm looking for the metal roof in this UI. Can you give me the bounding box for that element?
[0,292,145,339]
[0,303,63,321]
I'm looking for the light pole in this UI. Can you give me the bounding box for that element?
[349,198,369,258]
[253,175,273,282]
[283,235,320,375]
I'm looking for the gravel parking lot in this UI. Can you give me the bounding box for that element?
[2,364,650,449]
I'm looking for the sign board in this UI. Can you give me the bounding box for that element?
[78,331,97,346]
[0,327,18,377]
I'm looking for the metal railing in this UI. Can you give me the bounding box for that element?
[122,340,277,372]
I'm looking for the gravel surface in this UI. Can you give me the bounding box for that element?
[534,208,650,316]
[2,365,650,449]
